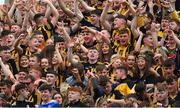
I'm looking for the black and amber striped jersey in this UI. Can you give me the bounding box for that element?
[28,90,41,105]
[34,20,54,41]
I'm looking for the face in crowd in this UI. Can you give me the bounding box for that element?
[126,55,135,69]
[68,90,81,103]
[113,18,126,30]
[46,73,57,86]
[54,93,62,104]
[20,55,29,68]
[87,49,99,61]
[81,30,94,44]
[40,58,49,70]
[137,57,146,70]
[102,43,110,54]
[41,89,52,103]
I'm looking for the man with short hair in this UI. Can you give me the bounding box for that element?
[33,0,59,42]
[29,68,42,81]
[113,65,134,99]
[45,69,60,92]
[0,46,18,75]
[46,70,57,87]
[0,30,13,47]
[69,46,102,74]
[17,69,28,83]
[12,83,34,107]
[0,80,15,105]
[166,76,180,106]
[24,75,42,105]
[65,63,88,86]
[162,59,176,79]
[29,54,40,69]
[11,24,21,35]
[93,76,113,100]
[39,84,60,108]
[96,64,108,77]
[65,86,87,107]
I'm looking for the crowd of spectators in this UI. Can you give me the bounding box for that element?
[0,0,180,107]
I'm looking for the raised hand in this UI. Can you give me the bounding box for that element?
[18,33,26,40]
[66,40,75,48]
[163,29,170,38]
[153,53,162,61]
[13,0,22,6]
[27,26,33,35]
[151,22,160,32]
[24,0,33,12]
[57,21,66,33]
[161,1,171,8]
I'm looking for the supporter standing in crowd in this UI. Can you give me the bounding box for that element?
[0,0,180,107]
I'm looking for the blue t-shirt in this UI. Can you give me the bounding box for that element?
[39,100,61,108]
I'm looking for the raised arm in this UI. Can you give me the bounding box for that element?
[57,0,75,17]
[151,23,159,49]
[39,0,59,26]
[78,0,96,11]
[70,22,80,34]
[149,67,160,77]
[171,30,180,47]
[131,15,139,39]
[61,22,71,43]
[74,36,89,54]
[45,6,52,18]
[100,1,112,31]
[55,46,65,70]
[13,34,26,55]
[134,29,143,52]
[21,12,30,31]
[74,0,84,21]
[158,29,168,47]
[8,0,18,20]
[0,58,16,83]
[147,0,154,16]
[83,26,111,44]
[67,42,79,66]
[125,1,136,16]
[8,0,22,24]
